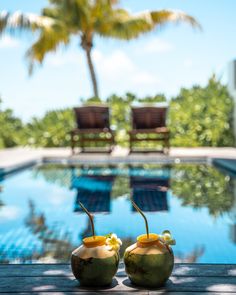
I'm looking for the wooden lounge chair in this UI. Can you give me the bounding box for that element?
[70,106,115,154]
[129,105,170,153]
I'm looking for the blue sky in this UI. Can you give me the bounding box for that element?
[0,0,236,121]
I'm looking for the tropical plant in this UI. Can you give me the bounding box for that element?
[0,77,234,148]
[0,98,24,148]
[24,108,74,147]
[169,75,235,147]
[0,1,200,97]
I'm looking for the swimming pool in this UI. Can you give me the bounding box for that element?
[0,162,235,264]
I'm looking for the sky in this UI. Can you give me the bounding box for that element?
[0,0,236,121]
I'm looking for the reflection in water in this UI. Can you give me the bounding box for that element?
[229,179,236,244]
[80,216,94,240]
[32,165,72,188]
[0,199,75,263]
[1,163,235,263]
[171,164,235,217]
[0,184,3,208]
[111,175,130,199]
[25,200,47,234]
[129,166,170,212]
[175,246,205,263]
[24,200,75,263]
[72,174,114,213]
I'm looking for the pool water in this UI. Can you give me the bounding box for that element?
[0,163,235,264]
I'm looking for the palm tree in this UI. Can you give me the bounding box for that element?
[0,0,200,97]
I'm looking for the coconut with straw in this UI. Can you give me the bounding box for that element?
[71,202,120,286]
[131,199,160,247]
[79,201,107,247]
[124,198,176,287]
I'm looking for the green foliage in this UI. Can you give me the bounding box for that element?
[24,109,74,147]
[0,76,234,148]
[0,98,24,148]
[169,76,235,147]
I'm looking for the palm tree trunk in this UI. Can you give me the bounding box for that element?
[85,47,99,98]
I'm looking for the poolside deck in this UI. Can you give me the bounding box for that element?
[0,263,236,294]
[1,147,236,176]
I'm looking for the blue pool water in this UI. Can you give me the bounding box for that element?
[0,163,235,264]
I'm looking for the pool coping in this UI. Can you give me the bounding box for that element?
[1,147,236,178]
[0,155,220,180]
[0,156,208,179]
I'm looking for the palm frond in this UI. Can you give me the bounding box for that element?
[0,11,10,33]
[26,24,70,74]
[149,9,201,30]
[96,9,152,40]
[44,0,89,33]
[1,10,54,34]
[97,8,200,40]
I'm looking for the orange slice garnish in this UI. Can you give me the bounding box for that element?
[83,236,106,248]
[137,233,159,247]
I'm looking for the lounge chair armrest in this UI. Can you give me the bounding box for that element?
[129,127,169,134]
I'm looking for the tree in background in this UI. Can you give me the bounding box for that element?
[0,0,200,97]
[0,98,24,148]
[0,76,234,148]
[169,75,235,147]
[24,108,74,147]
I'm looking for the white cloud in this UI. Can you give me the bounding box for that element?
[94,49,160,92]
[95,49,135,76]
[143,38,173,54]
[47,51,83,67]
[183,58,193,68]
[0,206,20,220]
[45,47,161,95]
[132,71,160,85]
[0,35,20,49]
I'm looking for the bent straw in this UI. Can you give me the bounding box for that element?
[79,201,95,239]
[131,199,149,239]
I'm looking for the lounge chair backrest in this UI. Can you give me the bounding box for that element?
[131,106,168,129]
[74,106,110,129]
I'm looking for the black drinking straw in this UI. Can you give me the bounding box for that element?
[79,201,95,239]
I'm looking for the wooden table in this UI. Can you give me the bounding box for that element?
[0,263,236,294]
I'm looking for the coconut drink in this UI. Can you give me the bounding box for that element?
[71,202,122,286]
[124,200,176,288]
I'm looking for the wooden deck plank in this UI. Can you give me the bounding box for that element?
[0,263,235,278]
[4,291,233,295]
[0,275,236,293]
[0,264,236,294]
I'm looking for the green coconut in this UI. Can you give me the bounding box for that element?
[124,200,175,287]
[124,247,174,287]
[71,202,120,286]
[71,252,119,286]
